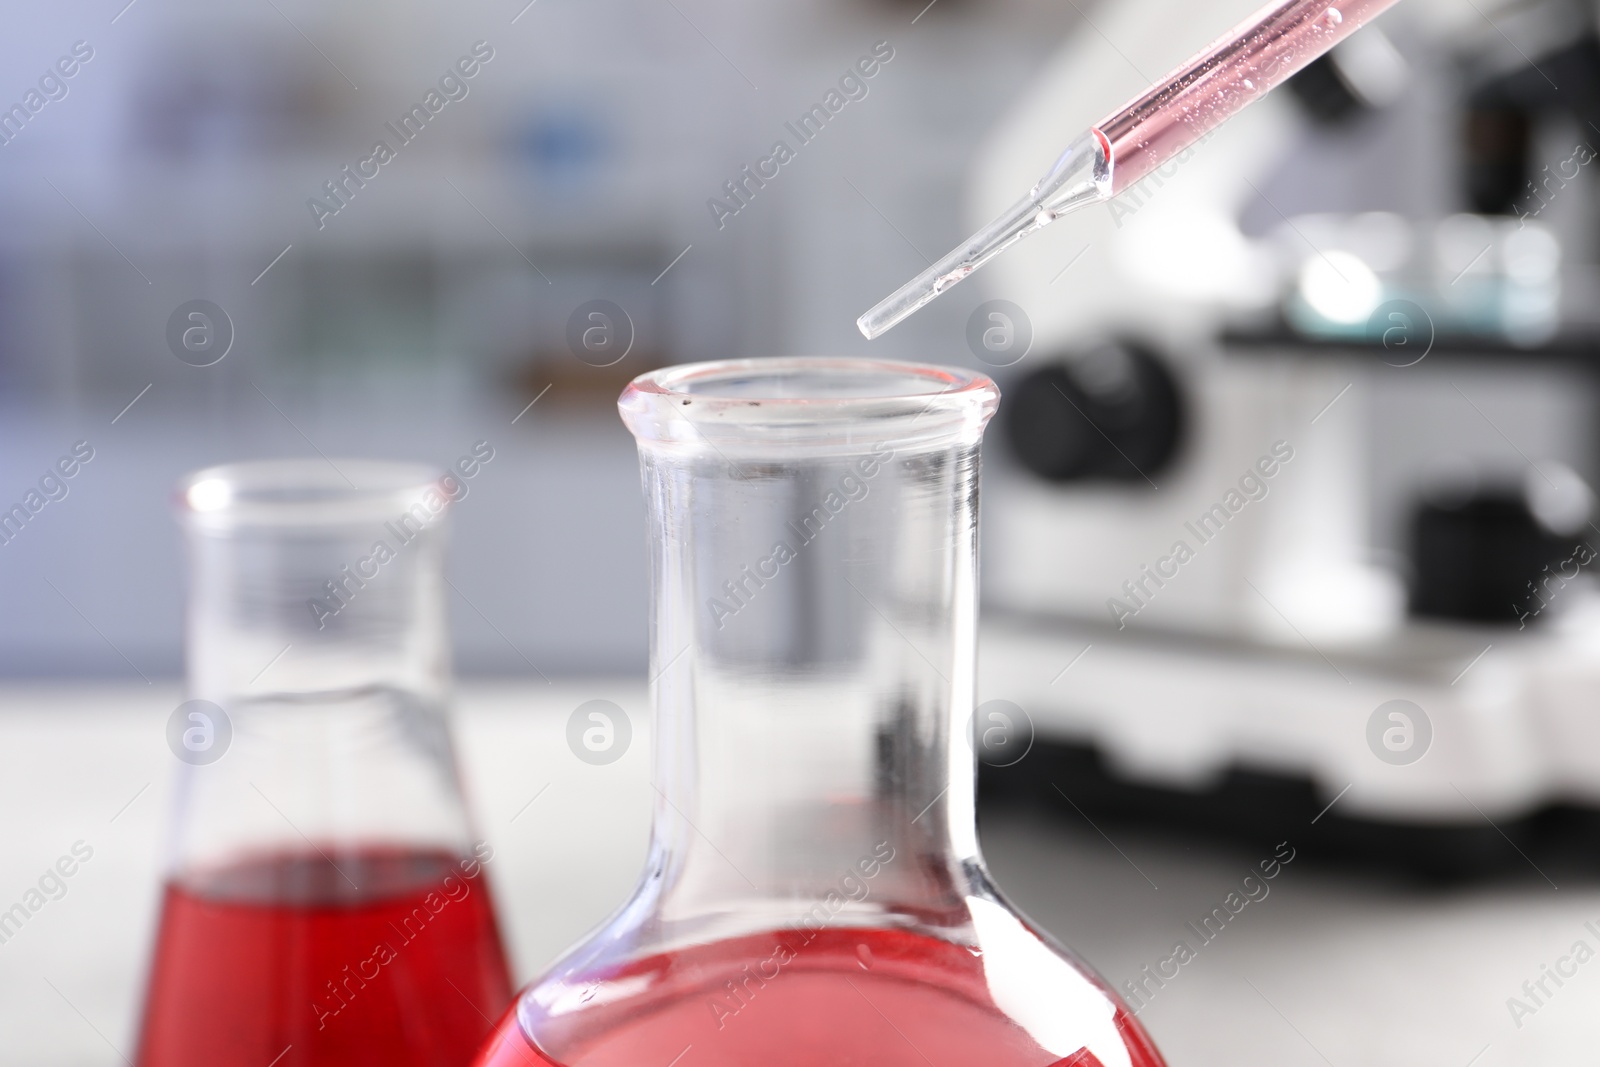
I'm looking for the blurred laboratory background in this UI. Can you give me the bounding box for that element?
[12,0,1600,1062]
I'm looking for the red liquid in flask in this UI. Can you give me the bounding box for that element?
[136,846,513,1067]
[473,927,1162,1067]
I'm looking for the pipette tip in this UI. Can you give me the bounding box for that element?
[856,130,1109,340]
[855,211,1031,341]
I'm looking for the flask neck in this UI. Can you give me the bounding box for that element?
[637,433,985,931]
[182,486,451,706]
[169,462,470,877]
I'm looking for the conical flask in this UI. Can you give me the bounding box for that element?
[475,360,1166,1067]
[137,460,513,1067]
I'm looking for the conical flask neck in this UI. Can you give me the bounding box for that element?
[619,359,1001,931]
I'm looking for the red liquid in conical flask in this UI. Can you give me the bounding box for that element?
[136,846,513,1067]
[473,927,1163,1067]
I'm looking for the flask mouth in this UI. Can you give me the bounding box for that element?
[619,357,1000,454]
[175,459,455,532]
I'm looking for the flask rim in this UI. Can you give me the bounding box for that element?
[619,357,999,453]
[174,459,453,531]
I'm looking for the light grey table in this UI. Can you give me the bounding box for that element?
[1,683,1591,1066]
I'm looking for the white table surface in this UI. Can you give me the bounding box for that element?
[1,683,1595,1067]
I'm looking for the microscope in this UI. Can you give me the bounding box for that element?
[971,0,1600,874]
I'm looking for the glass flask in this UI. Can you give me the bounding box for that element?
[475,360,1166,1067]
[137,460,513,1067]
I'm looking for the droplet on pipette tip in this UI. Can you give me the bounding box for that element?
[1320,6,1342,29]
[933,266,973,294]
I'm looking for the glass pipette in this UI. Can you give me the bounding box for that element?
[856,0,1404,339]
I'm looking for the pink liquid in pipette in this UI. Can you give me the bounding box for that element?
[1094,0,1400,191]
